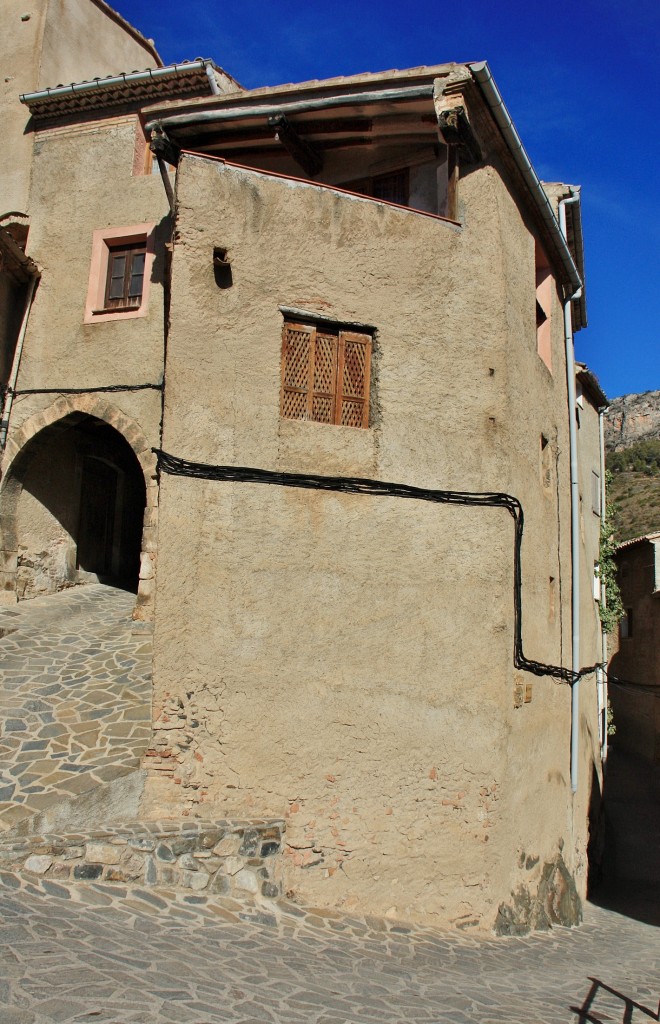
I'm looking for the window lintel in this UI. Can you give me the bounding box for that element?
[278,306,376,336]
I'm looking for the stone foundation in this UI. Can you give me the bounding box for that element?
[494,854,582,935]
[0,818,284,899]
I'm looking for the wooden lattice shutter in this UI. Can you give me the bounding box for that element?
[281,321,371,428]
[337,331,371,428]
[281,322,313,421]
[311,330,338,423]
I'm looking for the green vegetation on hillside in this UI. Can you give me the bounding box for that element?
[606,439,660,542]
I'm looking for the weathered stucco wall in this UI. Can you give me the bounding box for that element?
[145,151,600,929]
[0,0,158,215]
[0,115,167,610]
[38,0,159,91]
[488,152,602,927]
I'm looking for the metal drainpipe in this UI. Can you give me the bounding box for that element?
[205,64,221,95]
[559,194,582,794]
[0,273,39,451]
[598,406,609,762]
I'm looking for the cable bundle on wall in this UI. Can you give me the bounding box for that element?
[153,448,605,687]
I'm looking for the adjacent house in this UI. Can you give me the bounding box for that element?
[0,2,608,931]
[609,534,660,763]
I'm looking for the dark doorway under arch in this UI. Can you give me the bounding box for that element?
[1,413,146,600]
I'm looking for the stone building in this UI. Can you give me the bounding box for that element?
[609,534,660,763]
[0,2,608,930]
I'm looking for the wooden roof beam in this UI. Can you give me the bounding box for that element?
[268,113,323,177]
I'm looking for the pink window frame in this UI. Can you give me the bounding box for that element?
[84,223,156,324]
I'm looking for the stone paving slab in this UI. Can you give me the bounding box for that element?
[0,586,151,832]
[0,870,658,1023]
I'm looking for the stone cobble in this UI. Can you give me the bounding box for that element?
[0,585,151,832]
[0,870,658,1023]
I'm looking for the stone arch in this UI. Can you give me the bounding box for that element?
[0,396,157,618]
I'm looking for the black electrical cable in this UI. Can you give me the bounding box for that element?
[10,383,163,396]
[154,447,605,687]
[607,675,660,695]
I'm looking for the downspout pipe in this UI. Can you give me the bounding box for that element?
[598,405,609,762]
[205,64,221,96]
[559,194,582,794]
[0,272,39,451]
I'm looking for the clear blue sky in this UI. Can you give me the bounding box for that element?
[113,0,659,401]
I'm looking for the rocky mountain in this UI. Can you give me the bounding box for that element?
[605,390,660,452]
[605,391,660,541]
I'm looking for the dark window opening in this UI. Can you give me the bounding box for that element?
[341,168,409,206]
[104,241,146,310]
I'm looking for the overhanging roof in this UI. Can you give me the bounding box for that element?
[617,532,660,552]
[0,227,40,284]
[576,363,607,408]
[144,61,583,301]
[20,60,241,121]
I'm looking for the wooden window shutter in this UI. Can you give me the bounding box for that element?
[281,322,313,421]
[311,330,338,423]
[337,331,371,428]
[105,242,147,309]
[281,321,371,428]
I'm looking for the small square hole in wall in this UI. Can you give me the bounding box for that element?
[213,247,232,288]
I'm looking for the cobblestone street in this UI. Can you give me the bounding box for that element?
[1,870,658,1024]
[0,586,151,832]
[1,585,658,1023]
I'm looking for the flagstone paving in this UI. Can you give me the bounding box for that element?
[0,870,658,1024]
[0,585,151,832]
[1,584,658,1023]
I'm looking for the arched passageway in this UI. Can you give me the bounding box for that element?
[1,413,146,600]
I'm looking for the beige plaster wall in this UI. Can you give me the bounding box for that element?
[38,0,158,91]
[11,116,168,405]
[490,152,602,914]
[146,151,601,928]
[1,0,47,215]
[0,115,167,610]
[0,0,159,214]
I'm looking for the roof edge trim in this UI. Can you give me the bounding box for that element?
[20,60,221,107]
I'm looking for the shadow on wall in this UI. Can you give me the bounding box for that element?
[1,413,146,599]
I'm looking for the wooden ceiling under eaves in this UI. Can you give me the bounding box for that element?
[149,94,441,173]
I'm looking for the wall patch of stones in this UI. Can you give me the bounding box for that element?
[0,817,285,899]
